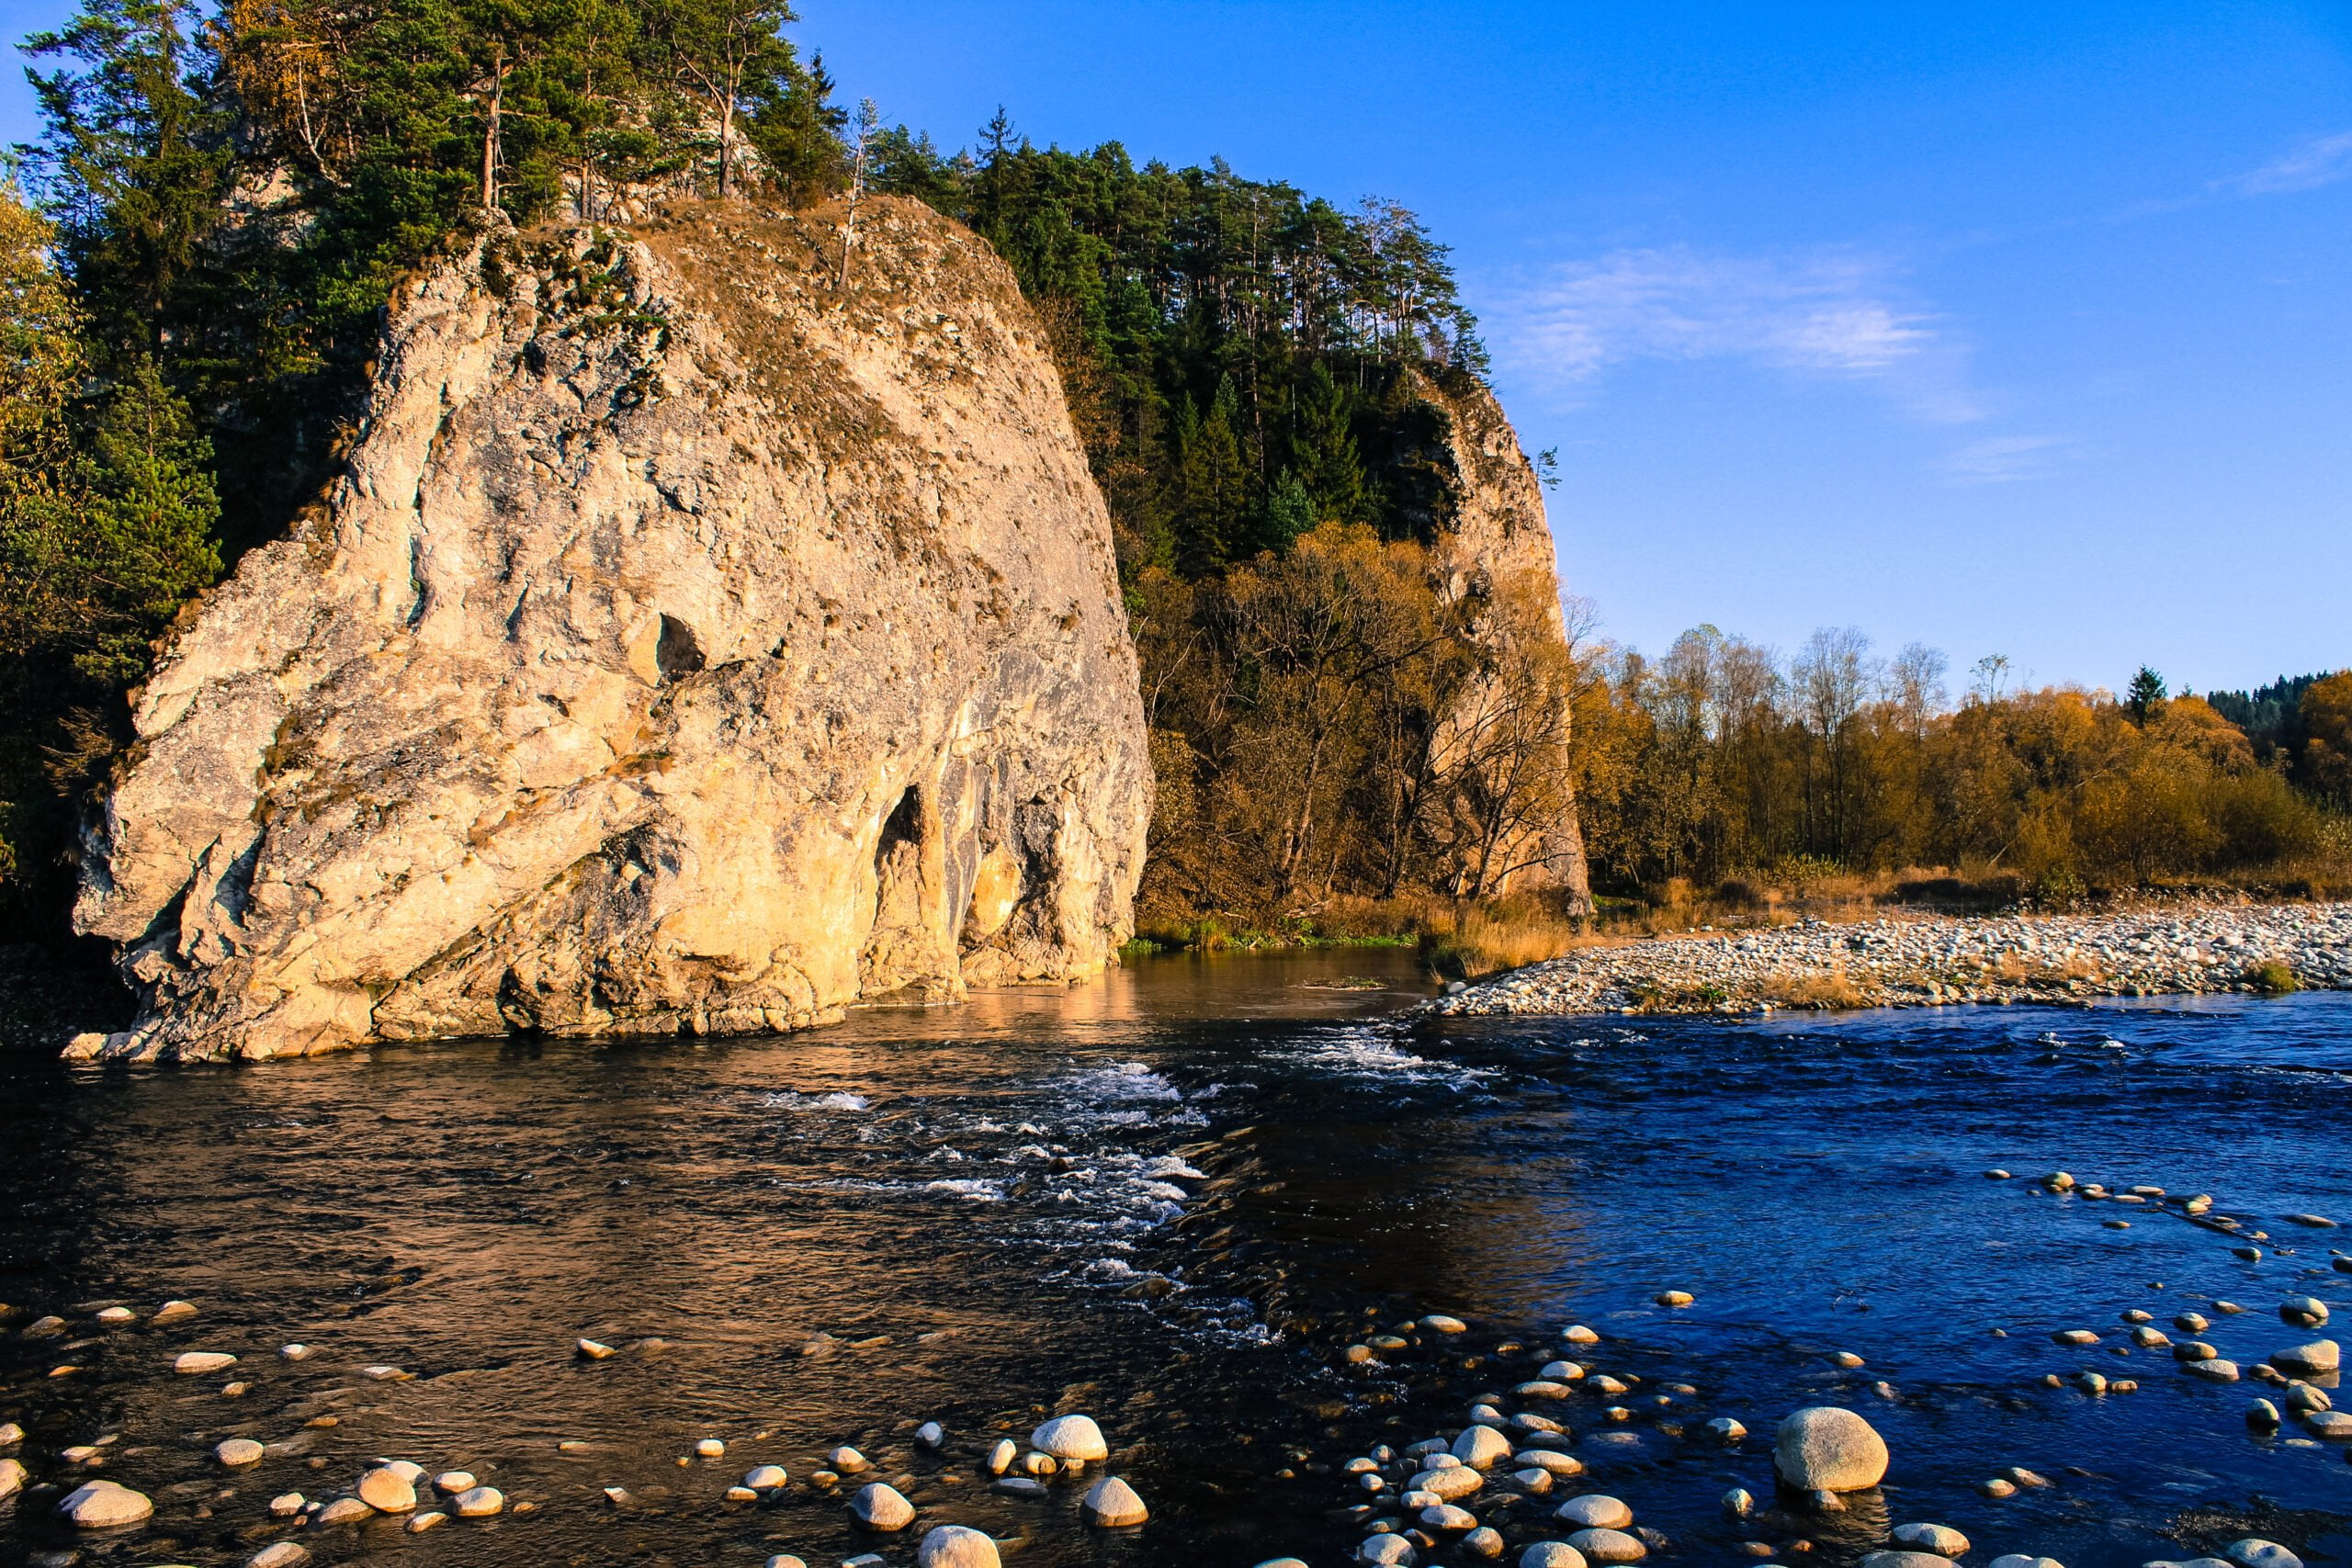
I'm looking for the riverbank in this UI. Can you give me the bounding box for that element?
[1428,901,2352,1017]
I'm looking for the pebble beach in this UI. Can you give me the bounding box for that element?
[1430,903,2352,1019]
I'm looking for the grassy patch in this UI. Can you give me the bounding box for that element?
[2244,959,2301,995]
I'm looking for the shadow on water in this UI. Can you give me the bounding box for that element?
[0,951,2346,1567]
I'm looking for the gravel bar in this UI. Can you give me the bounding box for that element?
[1430,902,2352,1018]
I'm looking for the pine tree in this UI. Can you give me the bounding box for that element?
[2126,666,2167,727]
[1289,362,1366,525]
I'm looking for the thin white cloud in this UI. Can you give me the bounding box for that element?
[2224,130,2352,197]
[1940,434,2073,486]
[1488,245,1982,422]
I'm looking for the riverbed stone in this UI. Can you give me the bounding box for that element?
[60,1479,153,1527]
[1423,1315,1469,1334]
[452,1485,503,1517]
[174,1351,236,1374]
[0,1459,24,1499]
[1556,1495,1633,1529]
[918,1524,1001,1568]
[247,1543,309,1568]
[1359,1537,1417,1565]
[1422,1503,1478,1531]
[1522,1545,1589,1568]
[1862,1555,1955,1568]
[1773,1406,1889,1492]
[1418,1467,1484,1500]
[430,1470,473,1494]
[2302,1411,2352,1437]
[152,1300,198,1325]
[1031,1415,1109,1461]
[1082,1475,1148,1527]
[985,1438,1016,1474]
[1566,1527,1645,1563]
[2222,1542,2302,1568]
[745,1464,788,1488]
[2185,1355,2241,1381]
[851,1483,914,1530]
[357,1466,417,1512]
[2248,1399,2283,1427]
[1984,1557,2064,1568]
[408,1512,447,1532]
[2280,1296,2329,1327]
[317,1496,374,1526]
[216,1438,266,1467]
[2273,1340,2339,1374]
[1454,1426,1514,1468]
[1706,1417,1747,1440]
[1893,1523,1970,1556]
[1518,1450,1585,1475]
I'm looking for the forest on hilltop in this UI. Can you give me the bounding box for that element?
[0,0,2343,972]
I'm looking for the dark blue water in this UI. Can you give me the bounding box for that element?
[0,952,2346,1568]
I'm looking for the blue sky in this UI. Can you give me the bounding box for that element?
[4,2,2346,694]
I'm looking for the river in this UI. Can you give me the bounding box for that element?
[2,949,2347,1568]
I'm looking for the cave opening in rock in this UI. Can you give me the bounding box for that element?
[655,615,705,681]
[876,786,922,869]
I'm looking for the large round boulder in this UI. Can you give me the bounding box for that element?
[1773,1406,1888,1492]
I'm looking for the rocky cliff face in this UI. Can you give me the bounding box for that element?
[1418,372,1594,910]
[70,197,1151,1062]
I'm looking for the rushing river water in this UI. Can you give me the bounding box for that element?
[2,949,2348,1568]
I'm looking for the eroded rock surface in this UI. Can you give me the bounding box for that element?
[73,197,1149,1061]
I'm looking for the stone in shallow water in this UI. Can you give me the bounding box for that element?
[985,1438,1016,1475]
[0,1459,24,1499]
[2185,1359,2242,1381]
[407,1512,447,1533]
[1422,1314,1469,1334]
[1521,1546,1589,1568]
[1358,1536,1417,1565]
[175,1350,237,1374]
[247,1543,309,1568]
[1567,1527,1645,1563]
[2280,1296,2329,1327]
[2273,1340,2339,1374]
[743,1464,787,1488]
[1555,1495,1633,1529]
[1082,1475,1148,1527]
[1030,1414,1108,1461]
[2223,1543,2302,1568]
[1861,1555,1955,1568]
[357,1467,416,1512]
[316,1496,374,1526]
[1463,1526,1505,1558]
[60,1480,153,1528]
[1773,1406,1888,1492]
[1453,1426,1513,1468]
[1892,1524,1970,1557]
[850,1482,913,1530]
[152,1300,198,1325]
[432,1470,473,1495]
[918,1525,1001,1568]
[452,1485,503,1517]
[1984,1558,2064,1568]
[1421,1503,1477,1531]
[216,1438,266,1467]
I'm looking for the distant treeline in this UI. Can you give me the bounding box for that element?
[1574,627,2352,901]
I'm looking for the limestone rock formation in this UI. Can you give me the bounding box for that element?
[1417,370,1594,910]
[70,197,1151,1061]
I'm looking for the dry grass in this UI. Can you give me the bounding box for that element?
[1759,968,1870,1010]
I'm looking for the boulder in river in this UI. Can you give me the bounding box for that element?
[1031,1414,1109,1461]
[918,1524,1001,1568]
[60,1479,153,1527]
[1081,1475,1148,1527]
[1773,1406,1888,1492]
[850,1482,915,1530]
